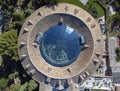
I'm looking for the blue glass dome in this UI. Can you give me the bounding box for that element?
[40,25,81,67]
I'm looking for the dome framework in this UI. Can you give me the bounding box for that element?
[40,25,81,67]
[18,3,104,90]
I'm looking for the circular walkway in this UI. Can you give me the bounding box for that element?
[18,3,104,81]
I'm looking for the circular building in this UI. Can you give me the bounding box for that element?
[18,3,104,90]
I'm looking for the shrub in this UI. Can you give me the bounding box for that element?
[28,80,38,91]
[20,82,28,91]
[116,47,120,62]
[9,73,15,80]
[0,78,9,89]
[13,12,24,21]
[0,30,18,61]
[8,72,19,80]
[10,84,21,91]
[12,21,23,30]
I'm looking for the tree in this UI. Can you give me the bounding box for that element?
[0,0,8,9]
[112,12,120,22]
[0,78,9,90]
[32,0,59,9]
[24,9,33,17]
[10,84,21,91]
[116,47,120,54]
[116,47,120,62]
[0,30,18,61]
[12,21,23,30]
[88,7,99,18]
[20,82,28,91]
[28,80,38,91]
[114,1,120,9]
[32,0,43,9]
[9,73,15,80]
[8,72,19,80]
[105,0,112,4]
[13,12,24,21]
[43,0,59,5]
[116,56,120,62]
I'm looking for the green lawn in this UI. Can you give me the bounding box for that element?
[92,2,104,17]
[58,0,105,18]
[58,0,86,10]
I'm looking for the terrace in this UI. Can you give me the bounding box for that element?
[80,76,113,90]
[18,3,104,90]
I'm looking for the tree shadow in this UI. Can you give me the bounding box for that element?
[0,55,13,78]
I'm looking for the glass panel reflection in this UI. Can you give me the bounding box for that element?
[40,25,81,67]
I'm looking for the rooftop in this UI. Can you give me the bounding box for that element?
[80,76,113,90]
[18,3,104,89]
[108,37,120,83]
[40,25,81,67]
